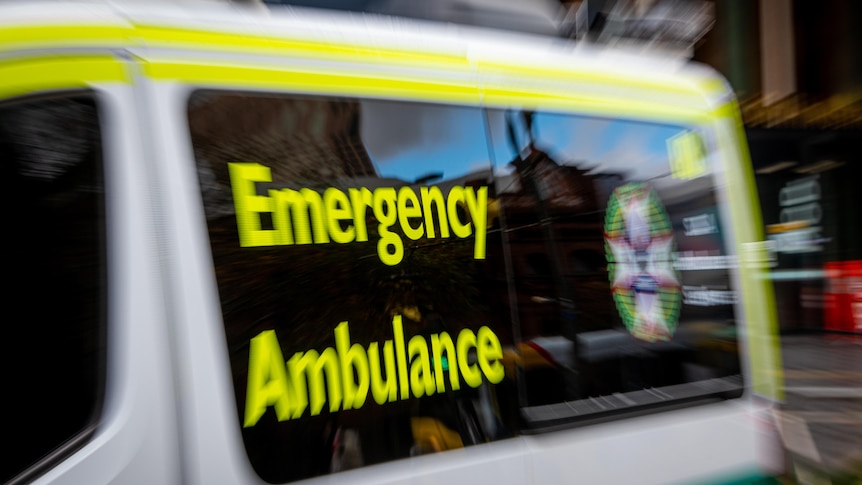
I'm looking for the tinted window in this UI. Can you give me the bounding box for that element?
[485,110,742,424]
[1,95,106,482]
[188,92,518,483]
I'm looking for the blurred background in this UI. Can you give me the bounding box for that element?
[257,3,862,315]
[246,0,862,481]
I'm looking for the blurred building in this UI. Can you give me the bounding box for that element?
[526,0,862,333]
[691,0,862,333]
[560,0,714,58]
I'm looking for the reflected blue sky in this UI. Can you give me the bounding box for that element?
[360,100,687,184]
[530,113,686,181]
[360,101,490,183]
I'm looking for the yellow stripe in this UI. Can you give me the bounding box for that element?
[713,101,784,401]
[475,54,730,103]
[477,60,698,99]
[0,22,725,102]
[145,59,481,104]
[133,25,480,106]
[477,58,719,124]
[0,22,470,75]
[1,22,729,114]
[1,22,731,121]
[481,85,713,125]
[137,25,471,72]
[0,55,129,99]
[143,52,711,120]
[144,58,710,122]
[697,76,730,100]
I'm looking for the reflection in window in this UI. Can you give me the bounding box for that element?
[525,253,551,276]
[485,109,742,420]
[189,92,518,484]
[569,249,605,274]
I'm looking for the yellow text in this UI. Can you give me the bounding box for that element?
[243,315,505,427]
[228,162,488,266]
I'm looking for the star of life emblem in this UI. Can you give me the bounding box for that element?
[604,183,681,342]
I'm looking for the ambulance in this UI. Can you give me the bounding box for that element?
[1,2,783,483]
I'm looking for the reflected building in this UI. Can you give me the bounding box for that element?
[189,93,377,184]
[495,141,616,341]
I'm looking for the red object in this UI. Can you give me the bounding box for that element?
[850,261,862,333]
[823,260,862,333]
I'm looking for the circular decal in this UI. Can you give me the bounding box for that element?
[604,183,681,342]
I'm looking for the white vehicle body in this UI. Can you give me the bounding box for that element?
[1,2,783,484]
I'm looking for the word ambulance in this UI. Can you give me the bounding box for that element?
[229,162,489,265]
[244,315,505,427]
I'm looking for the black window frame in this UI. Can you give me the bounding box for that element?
[1,90,109,484]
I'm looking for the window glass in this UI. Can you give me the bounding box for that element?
[1,95,106,482]
[485,110,742,422]
[188,92,518,483]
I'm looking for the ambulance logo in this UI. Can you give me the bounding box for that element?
[604,183,681,342]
